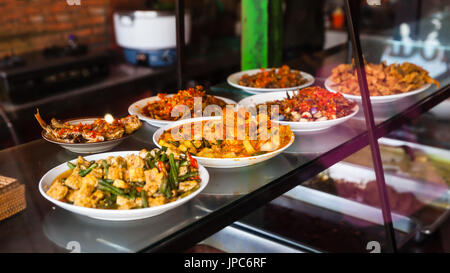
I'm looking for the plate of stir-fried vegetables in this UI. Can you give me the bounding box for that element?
[153,113,295,168]
[227,65,314,94]
[39,148,209,220]
[128,85,236,127]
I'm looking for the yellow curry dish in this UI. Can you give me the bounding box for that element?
[45,148,201,210]
[157,112,294,158]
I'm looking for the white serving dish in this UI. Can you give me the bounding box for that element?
[324,77,431,104]
[238,91,359,132]
[227,68,314,94]
[39,151,209,221]
[42,117,138,154]
[128,95,237,128]
[153,116,295,168]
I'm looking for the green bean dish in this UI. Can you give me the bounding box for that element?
[46,148,201,209]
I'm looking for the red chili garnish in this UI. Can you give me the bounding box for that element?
[187,153,198,169]
[157,161,165,173]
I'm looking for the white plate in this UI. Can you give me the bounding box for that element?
[238,91,359,132]
[324,77,432,104]
[153,116,295,168]
[39,151,209,221]
[227,68,315,94]
[42,117,138,154]
[128,95,237,127]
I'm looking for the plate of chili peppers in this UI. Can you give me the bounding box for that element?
[238,86,359,132]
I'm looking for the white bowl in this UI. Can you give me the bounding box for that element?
[227,68,315,94]
[153,116,295,168]
[42,117,138,154]
[238,91,359,132]
[128,95,237,127]
[324,77,432,104]
[39,151,209,221]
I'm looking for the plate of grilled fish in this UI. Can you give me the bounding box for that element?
[34,110,142,154]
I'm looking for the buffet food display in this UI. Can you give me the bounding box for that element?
[45,148,202,209]
[328,61,439,96]
[33,61,445,221]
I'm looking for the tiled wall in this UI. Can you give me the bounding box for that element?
[0,0,110,57]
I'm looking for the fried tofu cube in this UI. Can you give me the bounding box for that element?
[76,156,91,168]
[139,149,150,159]
[178,166,188,176]
[128,167,145,182]
[125,154,145,168]
[81,174,98,188]
[47,181,69,201]
[73,196,95,208]
[179,180,198,192]
[107,166,125,180]
[66,189,75,203]
[109,156,126,168]
[64,174,82,190]
[89,167,103,179]
[112,179,129,189]
[144,168,164,189]
[90,190,104,204]
[145,183,158,196]
[149,196,167,207]
[116,195,137,210]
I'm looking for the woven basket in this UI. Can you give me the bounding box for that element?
[0,176,26,221]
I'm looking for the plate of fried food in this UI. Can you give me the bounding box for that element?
[153,111,295,168]
[227,65,315,94]
[35,110,142,154]
[39,148,209,220]
[128,85,237,128]
[325,61,440,103]
[238,86,359,132]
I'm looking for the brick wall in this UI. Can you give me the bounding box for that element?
[0,0,111,57]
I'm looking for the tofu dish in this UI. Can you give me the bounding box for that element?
[45,148,201,210]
